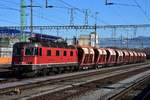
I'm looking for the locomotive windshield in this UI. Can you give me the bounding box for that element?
[13,47,22,56]
[25,47,38,56]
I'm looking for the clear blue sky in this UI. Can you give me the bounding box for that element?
[0,0,150,37]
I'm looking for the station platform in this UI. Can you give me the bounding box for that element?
[0,57,11,65]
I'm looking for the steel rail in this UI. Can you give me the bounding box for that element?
[0,62,149,100]
[107,74,150,100]
[22,64,150,100]
[0,63,149,94]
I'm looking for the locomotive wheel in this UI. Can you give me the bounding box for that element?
[22,71,37,78]
[53,68,61,74]
[74,66,79,71]
[60,67,65,73]
[70,66,74,72]
[42,69,49,76]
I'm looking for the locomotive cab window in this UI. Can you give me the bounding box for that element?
[56,50,61,56]
[70,51,73,56]
[47,50,51,56]
[64,51,67,56]
[25,47,38,56]
[25,48,34,56]
[34,48,38,55]
[13,47,22,56]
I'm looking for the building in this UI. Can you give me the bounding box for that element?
[78,32,99,47]
[90,32,99,47]
[0,28,30,64]
[78,35,90,46]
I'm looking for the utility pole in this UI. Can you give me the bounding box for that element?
[95,12,98,47]
[94,24,97,47]
[95,12,99,25]
[126,30,129,48]
[45,0,54,8]
[113,28,116,47]
[46,0,48,8]
[84,9,89,26]
[105,0,113,5]
[24,0,40,35]
[70,8,74,26]
[21,0,26,41]
[133,27,137,37]
[30,0,33,34]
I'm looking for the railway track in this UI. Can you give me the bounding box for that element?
[0,62,149,100]
[106,74,150,100]
[0,61,149,84]
[66,67,150,100]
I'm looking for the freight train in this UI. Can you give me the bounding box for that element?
[11,34,147,76]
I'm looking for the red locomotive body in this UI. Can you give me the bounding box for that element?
[12,42,78,75]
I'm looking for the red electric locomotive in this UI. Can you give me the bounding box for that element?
[12,34,78,76]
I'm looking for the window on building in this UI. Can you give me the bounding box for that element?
[47,50,51,56]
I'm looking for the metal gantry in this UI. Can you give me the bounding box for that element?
[1,24,150,30]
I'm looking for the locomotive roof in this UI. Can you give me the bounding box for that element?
[14,42,76,49]
[29,33,63,42]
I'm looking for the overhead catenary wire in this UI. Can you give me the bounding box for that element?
[111,6,128,24]
[0,5,20,12]
[1,0,20,5]
[112,2,137,7]
[0,0,109,26]
[45,0,85,25]
[133,0,150,22]
[0,3,20,25]
[0,16,19,25]
[58,0,109,25]
[105,0,150,23]
[0,0,65,25]
[144,0,148,15]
